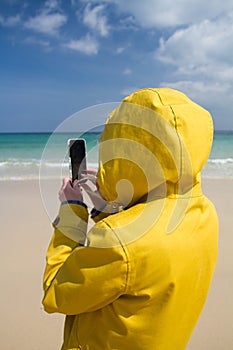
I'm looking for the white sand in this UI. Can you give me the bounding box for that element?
[0,179,232,349]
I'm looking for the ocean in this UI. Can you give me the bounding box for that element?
[0,132,232,181]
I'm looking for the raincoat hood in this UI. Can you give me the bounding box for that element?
[97,88,213,207]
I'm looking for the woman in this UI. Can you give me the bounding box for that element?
[42,88,218,350]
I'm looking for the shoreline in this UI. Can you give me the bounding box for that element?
[0,178,232,349]
[0,173,232,182]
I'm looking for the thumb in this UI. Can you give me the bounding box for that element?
[62,177,71,187]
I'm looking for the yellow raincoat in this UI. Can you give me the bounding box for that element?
[42,88,218,350]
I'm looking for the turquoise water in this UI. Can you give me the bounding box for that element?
[0,132,100,181]
[203,132,233,179]
[0,132,232,180]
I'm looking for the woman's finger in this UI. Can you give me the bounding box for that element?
[86,169,97,175]
[62,177,71,189]
[73,179,79,189]
[79,173,96,185]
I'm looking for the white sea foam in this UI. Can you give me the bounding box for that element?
[0,162,8,167]
[208,158,233,164]
[202,158,233,179]
[0,157,231,180]
[43,162,69,168]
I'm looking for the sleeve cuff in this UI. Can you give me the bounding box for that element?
[61,200,87,209]
[53,203,88,244]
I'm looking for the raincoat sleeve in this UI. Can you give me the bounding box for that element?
[42,203,128,315]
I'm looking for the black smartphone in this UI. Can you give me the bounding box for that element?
[68,138,87,182]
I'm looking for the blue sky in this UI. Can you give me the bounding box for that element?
[0,0,233,132]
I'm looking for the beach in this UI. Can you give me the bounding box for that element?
[0,178,232,350]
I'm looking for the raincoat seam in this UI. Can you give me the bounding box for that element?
[102,219,130,293]
[169,105,183,192]
[154,194,203,199]
[153,89,164,105]
[150,88,187,105]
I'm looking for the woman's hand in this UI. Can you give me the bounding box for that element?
[79,169,107,210]
[59,177,83,202]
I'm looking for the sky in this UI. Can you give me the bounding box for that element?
[0,0,233,132]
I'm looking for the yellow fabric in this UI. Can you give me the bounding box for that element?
[42,88,218,350]
[97,88,213,206]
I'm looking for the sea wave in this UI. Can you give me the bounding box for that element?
[0,158,99,180]
[202,158,233,179]
[208,158,233,164]
[0,159,99,168]
[0,158,41,167]
[0,157,232,180]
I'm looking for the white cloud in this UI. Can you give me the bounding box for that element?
[24,0,67,36]
[82,4,109,37]
[104,0,233,28]
[160,80,233,129]
[64,34,99,55]
[161,80,230,98]
[116,47,125,54]
[25,12,66,36]
[0,13,21,27]
[155,14,233,82]
[123,68,132,75]
[44,0,60,11]
[24,36,51,48]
